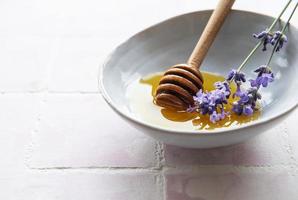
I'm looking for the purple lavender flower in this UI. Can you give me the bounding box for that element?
[218,110,227,120]
[270,31,282,45]
[254,65,271,76]
[253,30,268,39]
[260,73,274,87]
[249,79,259,87]
[251,73,274,87]
[226,69,246,83]
[276,40,286,51]
[247,87,262,103]
[189,66,270,121]
[213,83,229,104]
[243,105,253,115]
[227,69,236,81]
[193,89,205,104]
[227,69,247,100]
[214,81,231,98]
[232,89,253,115]
[232,102,243,115]
[230,71,261,116]
[232,96,252,116]
[209,109,227,123]
[210,111,220,123]
[238,91,249,103]
[188,80,232,123]
[270,31,288,52]
[253,30,288,52]
[232,86,261,116]
[253,30,273,51]
[249,65,274,88]
[232,83,241,98]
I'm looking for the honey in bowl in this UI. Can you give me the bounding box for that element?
[126,71,260,130]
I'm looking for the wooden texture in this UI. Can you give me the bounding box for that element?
[156,0,235,110]
[188,0,235,69]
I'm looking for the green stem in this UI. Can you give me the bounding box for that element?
[236,0,292,72]
[266,39,279,66]
[267,2,298,66]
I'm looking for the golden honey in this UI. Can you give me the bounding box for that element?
[127,71,260,130]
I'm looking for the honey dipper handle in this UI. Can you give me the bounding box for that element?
[187,0,235,69]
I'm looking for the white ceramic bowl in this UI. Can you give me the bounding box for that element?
[100,10,298,148]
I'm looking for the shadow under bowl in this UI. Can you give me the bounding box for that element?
[100,10,298,148]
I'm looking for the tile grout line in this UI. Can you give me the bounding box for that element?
[27,135,298,173]
[281,120,298,176]
[28,164,298,173]
[155,141,166,200]
[24,93,47,169]
[29,166,161,171]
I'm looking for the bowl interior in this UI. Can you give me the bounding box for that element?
[101,10,298,133]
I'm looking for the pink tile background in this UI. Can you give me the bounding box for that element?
[29,94,158,168]
[165,168,298,200]
[164,123,290,166]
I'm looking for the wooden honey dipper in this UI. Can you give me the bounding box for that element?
[155,0,235,111]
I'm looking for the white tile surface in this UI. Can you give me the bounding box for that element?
[29,94,158,168]
[283,108,298,165]
[48,36,117,92]
[0,36,55,91]
[0,94,41,199]
[15,171,162,200]
[0,94,41,171]
[164,122,291,167]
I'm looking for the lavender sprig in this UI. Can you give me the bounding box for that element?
[253,30,288,52]
[225,69,262,116]
[249,66,274,88]
[266,2,298,67]
[253,30,273,51]
[188,0,297,123]
[271,31,288,51]
[236,0,292,72]
[188,83,230,123]
[231,2,297,117]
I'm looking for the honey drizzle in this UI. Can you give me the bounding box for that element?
[140,72,260,130]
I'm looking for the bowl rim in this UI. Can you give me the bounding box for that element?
[99,9,298,136]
